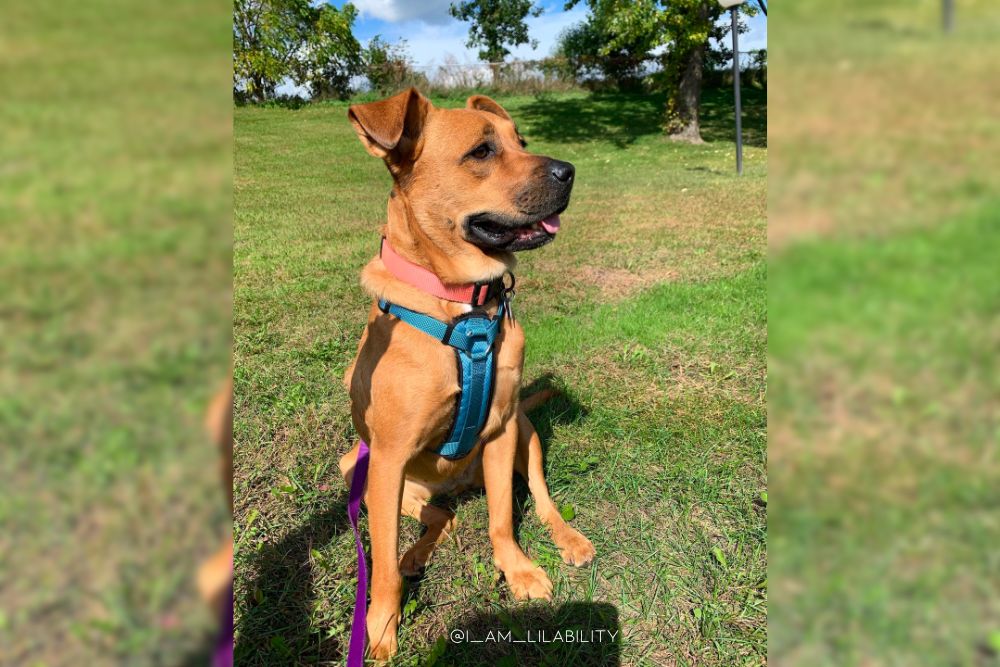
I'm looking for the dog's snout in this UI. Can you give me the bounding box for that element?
[549,160,574,184]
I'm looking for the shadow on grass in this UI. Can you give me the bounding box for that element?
[699,85,767,148]
[847,17,928,37]
[175,638,215,667]
[520,373,589,446]
[516,87,766,150]
[235,375,590,664]
[442,601,621,666]
[517,92,665,148]
[235,495,351,665]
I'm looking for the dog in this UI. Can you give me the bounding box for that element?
[198,377,234,667]
[338,88,595,661]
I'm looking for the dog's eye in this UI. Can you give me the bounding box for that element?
[518,137,527,148]
[469,143,493,160]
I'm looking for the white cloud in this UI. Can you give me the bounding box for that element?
[373,5,589,67]
[352,0,456,25]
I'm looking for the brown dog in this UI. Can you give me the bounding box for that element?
[198,377,234,613]
[338,88,595,660]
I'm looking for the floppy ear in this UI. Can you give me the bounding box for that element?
[466,95,512,122]
[348,87,429,161]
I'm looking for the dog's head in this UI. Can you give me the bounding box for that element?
[348,88,573,273]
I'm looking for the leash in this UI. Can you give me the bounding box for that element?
[346,439,371,667]
[213,580,233,667]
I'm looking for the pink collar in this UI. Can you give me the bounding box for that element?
[379,238,499,306]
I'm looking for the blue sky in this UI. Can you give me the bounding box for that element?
[334,0,767,67]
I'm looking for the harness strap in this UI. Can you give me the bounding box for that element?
[377,298,504,459]
[378,299,503,360]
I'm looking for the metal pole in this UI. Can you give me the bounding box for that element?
[942,0,954,33]
[732,6,743,175]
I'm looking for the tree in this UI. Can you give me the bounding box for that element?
[569,0,756,143]
[449,0,543,81]
[554,15,654,89]
[362,37,429,96]
[233,0,361,102]
[296,3,363,100]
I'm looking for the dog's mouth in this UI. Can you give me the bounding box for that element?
[464,210,564,252]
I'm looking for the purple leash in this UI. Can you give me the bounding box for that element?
[212,581,233,667]
[347,440,371,667]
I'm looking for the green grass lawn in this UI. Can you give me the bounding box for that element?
[1,1,232,664]
[770,205,1000,667]
[769,1,1000,664]
[234,88,766,665]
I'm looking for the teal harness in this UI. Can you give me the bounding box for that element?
[378,294,509,459]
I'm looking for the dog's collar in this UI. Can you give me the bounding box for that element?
[379,237,506,307]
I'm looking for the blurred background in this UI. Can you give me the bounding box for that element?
[769,0,1000,665]
[14,0,999,664]
[1,1,232,664]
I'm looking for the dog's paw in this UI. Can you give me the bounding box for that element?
[505,564,553,601]
[399,545,431,577]
[366,608,399,661]
[554,527,596,567]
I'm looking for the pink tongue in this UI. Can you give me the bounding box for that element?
[541,214,561,234]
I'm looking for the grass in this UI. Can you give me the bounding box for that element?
[234,87,766,665]
[768,0,1000,247]
[0,0,232,665]
[768,1,1000,664]
[770,205,1000,667]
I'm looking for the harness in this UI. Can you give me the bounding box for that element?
[346,238,516,667]
[378,298,507,459]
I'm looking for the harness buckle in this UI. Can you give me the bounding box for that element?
[462,321,494,362]
[470,281,490,306]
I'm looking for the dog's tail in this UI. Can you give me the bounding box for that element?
[519,387,559,413]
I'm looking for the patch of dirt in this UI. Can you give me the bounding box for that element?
[768,45,1000,249]
[575,265,680,299]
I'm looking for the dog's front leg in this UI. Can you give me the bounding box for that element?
[482,417,553,601]
[364,440,407,660]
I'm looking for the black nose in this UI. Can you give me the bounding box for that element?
[549,159,574,184]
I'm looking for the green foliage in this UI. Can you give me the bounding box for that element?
[449,0,544,64]
[361,37,429,96]
[233,0,361,102]
[298,3,363,100]
[566,0,757,136]
[552,16,651,89]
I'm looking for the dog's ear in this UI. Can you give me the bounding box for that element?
[348,88,429,162]
[466,95,512,122]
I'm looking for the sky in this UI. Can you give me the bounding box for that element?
[278,1,767,94]
[338,0,768,66]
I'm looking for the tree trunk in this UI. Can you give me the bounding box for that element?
[489,61,502,87]
[252,74,268,103]
[668,43,704,144]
